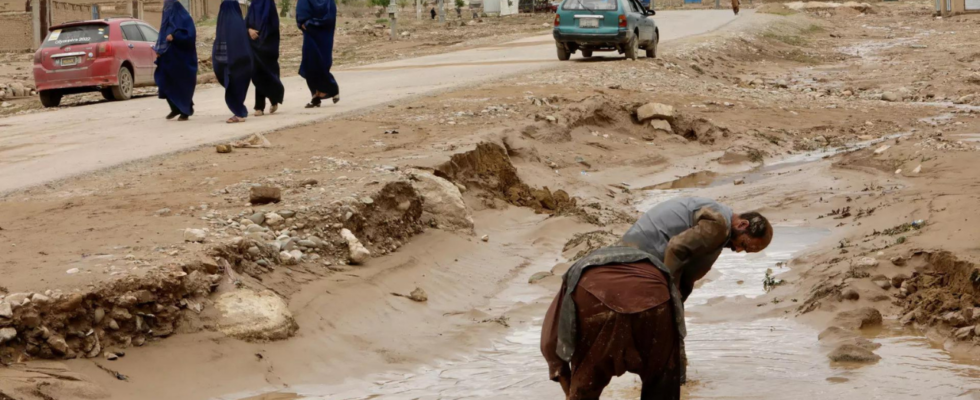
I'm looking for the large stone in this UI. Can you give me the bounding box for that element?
[8,82,25,97]
[891,274,909,288]
[0,302,11,318]
[183,228,207,243]
[340,228,371,265]
[0,327,16,343]
[215,289,298,341]
[855,257,879,268]
[818,326,881,351]
[636,103,674,122]
[407,169,474,233]
[650,119,673,135]
[250,186,282,205]
[881,91,901,102]
[840,288,860,301]
[828,344,881,363]
[46,334,69,355]
[832,307,883,330]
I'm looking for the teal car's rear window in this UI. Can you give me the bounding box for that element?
[562,0,618,11]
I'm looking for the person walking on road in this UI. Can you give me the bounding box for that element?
[732,0,740,15]
[247,0,285,116]
[154,0,197,121]
[213,0,253,123]
[296,0,341,108]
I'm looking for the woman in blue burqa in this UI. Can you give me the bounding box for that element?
[247,0,284,116]
[213,0,253,123]
[296,0,340,108]
[154,0,197,121]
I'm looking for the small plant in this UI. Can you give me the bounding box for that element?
[455,0,465,7]
[279,0,291,16]
[370,0,391,7]
[376,18,389,23]
[763,268,783,293]
[397,0,411,9]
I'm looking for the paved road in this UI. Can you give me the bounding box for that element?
[0,10,741,194]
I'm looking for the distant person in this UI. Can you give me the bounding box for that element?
[455,5,462,18]
[430,7,437,19]
[732,0,739,14]
[541,197,773,399]
[296,0,341,107]
[247,0,285,116]
[153,0,197,121]
[213,0,253,123]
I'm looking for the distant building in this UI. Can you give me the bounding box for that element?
[938,0,980,15]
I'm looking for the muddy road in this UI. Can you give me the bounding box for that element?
[0,10,740,194]
[6,2,980,400]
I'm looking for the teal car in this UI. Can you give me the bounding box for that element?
[553,0,659,60]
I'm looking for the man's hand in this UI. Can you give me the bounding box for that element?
[248,28,259,40]
[166,34,174,42]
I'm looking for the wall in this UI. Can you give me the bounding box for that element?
[0,11,33,52]
[50,0,93,25]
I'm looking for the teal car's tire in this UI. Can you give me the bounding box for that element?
[624,33,639,61]
[646,35,658,58]
[557,43,571,61]
[582,49,593,58]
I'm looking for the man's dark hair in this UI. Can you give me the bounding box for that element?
[740,211,770,238]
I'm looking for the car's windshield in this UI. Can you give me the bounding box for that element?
[41,25,109,48]
[562,0,618,11]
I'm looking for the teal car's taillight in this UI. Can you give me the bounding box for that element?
[618,14,627,27]
[555,14,561,26]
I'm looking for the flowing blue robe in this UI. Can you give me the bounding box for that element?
[247,0,285,106]
[296,0,339,97]
[154,0,197,116]
[213,0,253,118]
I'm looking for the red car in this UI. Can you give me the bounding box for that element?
[33,18,160,108]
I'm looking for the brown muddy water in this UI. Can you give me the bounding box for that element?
[219,222,980,400]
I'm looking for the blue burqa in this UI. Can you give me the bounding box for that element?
[247,0,285,106]
[154,0,197,116]
[296,0,339,98]
[213,0,253,118]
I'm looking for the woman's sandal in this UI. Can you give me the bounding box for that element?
[270,104,278,114]
[254,110,264,117]
[226,116,246,123]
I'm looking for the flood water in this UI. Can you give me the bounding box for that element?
[220,228,980,400]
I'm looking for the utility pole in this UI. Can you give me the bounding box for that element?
[438,0,444,22]
[416,0,420,19]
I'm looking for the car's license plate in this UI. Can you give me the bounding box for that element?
[60,57,78,67]
[579,18,599,28]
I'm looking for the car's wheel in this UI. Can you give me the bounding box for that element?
[646,34,659,58]
[624,33,639,61]
[111,66,134,101]
[582,49,593,58]
[556,42,571,61]
[38,90,62,108]
[101,88,114,101]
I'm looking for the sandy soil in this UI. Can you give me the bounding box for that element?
[5,1,980,399]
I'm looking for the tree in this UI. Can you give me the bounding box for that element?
[370,0,391,7]
[454,0,465,8]
[397,0,411,9]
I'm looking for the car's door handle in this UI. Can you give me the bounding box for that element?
[128,44,134,49]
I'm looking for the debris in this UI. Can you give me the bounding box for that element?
[828,344,881,363]
[734,178,746,185]
[529,271,553,284]
[873,145,890,155]
[94,362,129,381]
[216,144,233,153]
[232,133,272,148]
[340,228,371,265]
[155,208,171,216]
[912,164,922,174]
[66,268,80,275]
[636,102,675,122]
[392,287,428,302]
[250,186,282,205]
[481,234,489,242]
[890,256,906,266]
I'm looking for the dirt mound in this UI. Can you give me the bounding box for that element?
[899,251,980,342]
[522,97,644,143]
[563,230,621,261]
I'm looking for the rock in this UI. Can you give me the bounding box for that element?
[107,319,119,330]
[0,302,11,319]
[250,186,282,205]
[529,271,553,284]
[0,102,11,108]
[4,293,30,306]
[872,277,892,290]
[900,308,919,325]
[855,257,879,268]
[956,326,975,340]
[340,228,371,265]
[828,344,881,363]
[912,164,922,174]
[814,135,829,145]
[105,352,119,361]
[891,274,909,288]
[408,287,428,302]
[360,197,374,205]
[944,311,969,327]
[8,82,25,97]
[155,208,172,216]
[288,249,304,262]
[832,307,883,330]
[278,210,296,219]
[733,179,745,186]
[872,145,890,155]
[0,327,15,343]
[47,334,69,355]
[956,94,976,105]
[650,119,673,134]
[881,92,901,102]
[636,103,674,122]
[775,79,789,88]
[840,288,860,301]
[264,212,284,226]
[818,326,881,351]
[299,178,319,187]
[93,308,106,323]
[407,170,474,233]
[279,251,297,265]
[890,256,906,266]
[297,239,317,248]
[249,212,266,225]
[215,289,297,341]
[183,228,207,243]
[111,307,132,321]
[216,144,233,153]
[481,235,489,242]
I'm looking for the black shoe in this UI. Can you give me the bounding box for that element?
[332,95,340,104]
[305,97,322,108]
[166,111,180,120]
[178,115,189,121]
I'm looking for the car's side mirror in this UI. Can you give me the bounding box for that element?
[646,8,656,15]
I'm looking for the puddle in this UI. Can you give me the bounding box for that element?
[951,134,980,143]
[219,225,980,400]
